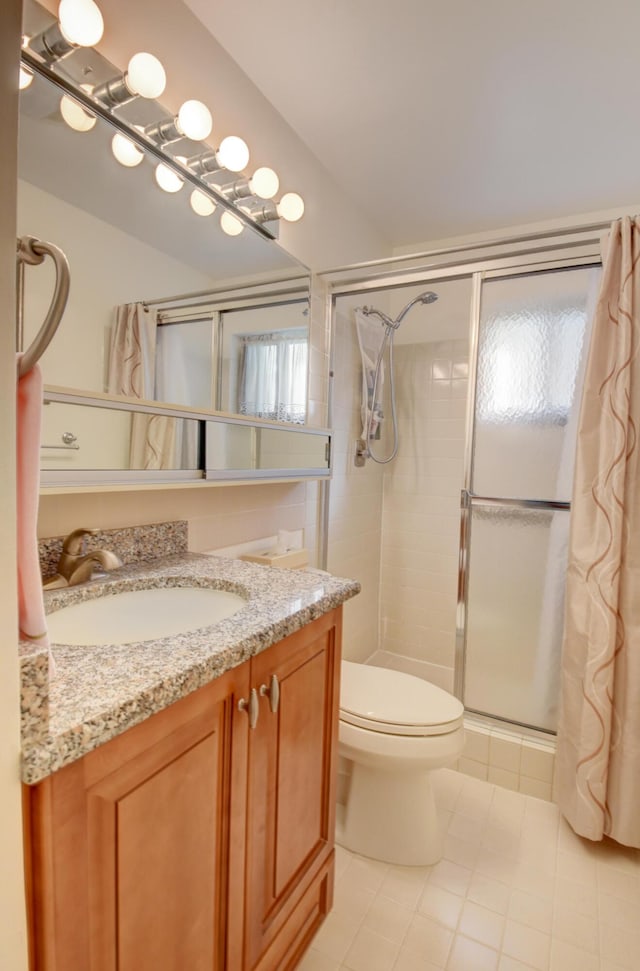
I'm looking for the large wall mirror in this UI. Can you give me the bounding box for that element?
[19,0,312,436]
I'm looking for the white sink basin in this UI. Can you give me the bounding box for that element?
[46,585,246,646]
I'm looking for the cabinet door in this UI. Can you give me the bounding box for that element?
[244,609,341,971]
[25,663,250,971]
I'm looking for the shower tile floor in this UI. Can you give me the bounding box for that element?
[301,770,640,971]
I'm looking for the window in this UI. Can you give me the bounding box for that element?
[235,328,308,424]
[476,300,588,426]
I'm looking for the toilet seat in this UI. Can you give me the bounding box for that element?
[340,661,464,737]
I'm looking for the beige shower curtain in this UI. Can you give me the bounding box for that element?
[107,302,176,469]
[557,216,640,848]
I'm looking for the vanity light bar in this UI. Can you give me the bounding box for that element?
[22,0,305,229]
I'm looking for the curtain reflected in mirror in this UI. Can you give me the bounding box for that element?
[106,302,200,469]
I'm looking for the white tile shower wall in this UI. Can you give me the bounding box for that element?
[379,339,468,682]
[327,306,384,663]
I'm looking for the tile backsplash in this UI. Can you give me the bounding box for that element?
[38,520,188,580]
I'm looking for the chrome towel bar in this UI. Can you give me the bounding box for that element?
[16,235,70,378]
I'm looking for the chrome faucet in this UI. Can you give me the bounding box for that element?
[51,528,123,587]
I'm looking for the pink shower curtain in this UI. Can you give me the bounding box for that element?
[557,216,640,848]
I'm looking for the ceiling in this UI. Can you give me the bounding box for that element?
[185,0,640,248]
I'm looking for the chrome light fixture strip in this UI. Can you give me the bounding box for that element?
[19,48,276,242]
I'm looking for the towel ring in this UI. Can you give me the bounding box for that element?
[17,235,70,378]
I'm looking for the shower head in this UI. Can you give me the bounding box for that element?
[393,290,439,328]
[359,290,439,331]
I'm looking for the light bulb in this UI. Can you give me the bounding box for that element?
[249,166,279,200]
[19,65,34,90]
[277,192,305,222]
[58,0,104,47]
[190,189,216,216]
[126,52,166,99]
[111,131,144,167]
[176,100,212,141]
[155,161,184,193]
[220,210,244,236]
[216,135,249,173]
[60,84,96,132]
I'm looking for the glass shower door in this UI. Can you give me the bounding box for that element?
[459,265,599,732]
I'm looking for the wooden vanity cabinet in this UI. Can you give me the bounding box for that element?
[23,607,342,971]
[244,611,340,971]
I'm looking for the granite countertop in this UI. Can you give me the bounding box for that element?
[21,552,360,785]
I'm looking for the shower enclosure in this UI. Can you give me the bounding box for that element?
[328,238,602,737]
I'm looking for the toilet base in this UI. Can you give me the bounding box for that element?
[336,762,444,866]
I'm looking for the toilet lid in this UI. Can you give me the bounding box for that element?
[340,661,464,736]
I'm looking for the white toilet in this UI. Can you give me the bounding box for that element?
[337,661,465,866]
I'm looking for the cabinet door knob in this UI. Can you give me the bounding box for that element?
[259,674,280,714]
[238,687,260,729]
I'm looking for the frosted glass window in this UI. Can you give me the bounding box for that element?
[473,267,598,500]
[477,306,585,424]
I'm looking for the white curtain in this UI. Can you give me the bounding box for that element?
[106,302,178,470]
[237,329,307,423]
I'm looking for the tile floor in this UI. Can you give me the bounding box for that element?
[301,770,640,971]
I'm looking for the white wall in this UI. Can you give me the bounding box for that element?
[1,0,29,965]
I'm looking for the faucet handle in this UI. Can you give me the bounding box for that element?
[61,527,99,555]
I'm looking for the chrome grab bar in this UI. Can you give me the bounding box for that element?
[17,235,70,378]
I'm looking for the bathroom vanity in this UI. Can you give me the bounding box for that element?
[20,552,359,970]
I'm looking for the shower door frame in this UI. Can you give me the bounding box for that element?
[455,261,601,735]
